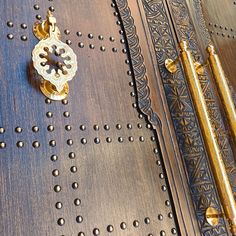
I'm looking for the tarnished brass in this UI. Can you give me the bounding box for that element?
[205,207,224,226]
[166,40,236,235]
[33,11,61,40]
[165,58,204,75]
[165,58,178,73]
[207,45,236,144]
[32,11,78,100]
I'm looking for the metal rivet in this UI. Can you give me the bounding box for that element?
[67,139,73,146]
[122,48,127,53]
[88,33,93,39]
[69,152,76,159]
[47,125,54,132]
[139,136,145,142]
[159,173,164,179]
[76,215,83,223]
[120,39,125,44]
[93,228,100,236]
[32,141,40,148]
[109,36,115,42]
[62,99,68,105]
[148,234,153,236]
[36,15,41,20]
[52,169,59,177]
[46,111,53,118]
[54,185,62,192]
[78,232,85,236]
[127,70,132,76]
[128,136,134,142]
[94,125,99,131]
[80,125,86,131]
[133,220,139,227]
[118,137,124,143]
[104,124,110,130]
[116,21,121,25]
[49,6,55,12]
[21,23,27,29]
[65,125,72,131]
[51,155,58,162]
[63,111,70,117]
[15,127,22,133]
[106,137,112,143]
[156,160,161,166]
[127,123,132,129]
[16,141,24,148]
[137,123,142,129]
[165,200,170,206]
[114,12,119,16]
[112,47,117,52]
[162,185,167,192]
[154,148,159,154]
[171,228,177,234]
[55,202,63,209]
[74,198,81,206]
[144,217,150,224]
[98,35,104,40]
[81,138,87,144]
[132,103,137,108]
[151,136,155,141]
[168,212,173,219]
[119,30,124,35]
[7,21,14,27]
[45,98,51,104]
[66,39,72,45]
[158,214,163,221]
[77,31,82,37]
[130,92,135,97]
[72,182,79,189]
[111,3,116,7]
[0,128,5,133]
[64,29,70,35]
[0,142,6,149]
[129,81,134,87]
[49,140,56,147]
[94,137,100,144]
[139,114,143,119]
[100,46,106,51]
[7,34,14,40]
[57,218,65,226]
[120,222,126,230]
[34,4,40,10]
[160,230,166,236]
[116,124,122,130]
[89,44,95,49]
[71,166,77,173]
[78,42,84,48]
[107,225,114,232]
[125,59,129,64]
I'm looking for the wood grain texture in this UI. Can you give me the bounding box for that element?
[0,0,186,235]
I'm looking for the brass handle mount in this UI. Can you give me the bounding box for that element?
[32,11,78,100]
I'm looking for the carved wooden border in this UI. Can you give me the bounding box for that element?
[115,0,231,235]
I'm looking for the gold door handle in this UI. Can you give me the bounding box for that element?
[165,41,236,236]
[32,11,78,100]
[206,45,236,144]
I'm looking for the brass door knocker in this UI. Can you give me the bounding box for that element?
[32,11,78,100]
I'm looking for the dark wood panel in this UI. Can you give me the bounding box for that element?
[0,0,184,235]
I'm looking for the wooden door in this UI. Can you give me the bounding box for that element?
[0,0,234,236]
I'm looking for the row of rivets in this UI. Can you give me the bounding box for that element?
[7,34,28,41]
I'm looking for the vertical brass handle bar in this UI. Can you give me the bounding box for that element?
[179,41,236,235]
[207,45,236,144]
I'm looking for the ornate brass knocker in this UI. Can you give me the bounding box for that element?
[32,11,78,100]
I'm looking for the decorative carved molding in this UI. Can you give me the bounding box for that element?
[168,0,236,192]
[115,0,231,235]
[115,0,162,128]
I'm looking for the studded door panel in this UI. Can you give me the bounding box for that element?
[0,1,180,236]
